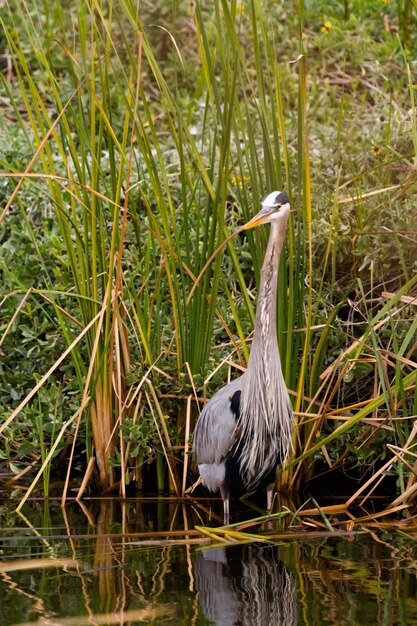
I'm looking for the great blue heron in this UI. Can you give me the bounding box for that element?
[193,191,294,523]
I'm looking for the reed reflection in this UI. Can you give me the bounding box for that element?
[195,543,296,626]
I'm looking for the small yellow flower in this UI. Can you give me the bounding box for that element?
[321,21,332,34]
[231,174,250,187]
[143,113,156,128]
[235,2,245,14]
[371,146,382,157]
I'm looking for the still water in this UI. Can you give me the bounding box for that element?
[1,496,417,625]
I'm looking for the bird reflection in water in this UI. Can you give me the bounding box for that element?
[195,543,296,626]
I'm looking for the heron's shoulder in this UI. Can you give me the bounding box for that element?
[202,375,244,414]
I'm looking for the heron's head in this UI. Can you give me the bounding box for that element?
[243,191,290,230]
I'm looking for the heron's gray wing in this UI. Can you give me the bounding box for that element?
[193,375,244,465]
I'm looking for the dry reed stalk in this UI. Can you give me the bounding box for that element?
[395,420,417,495]
[13,607,176,626]
[38,293,84,328]
[91,382,114,490]
[389,481,417,508]
[0,288,32,349]
[372,360,379,428]
[146,381,176,455]
[61,287,113,502]
[381,292,417,307]
[340,504,410,526]
[75,499,96,528]
[182,395,192,497]
[386,438,417,508]
[298,503,348,517]
[290,360,350,489]
[104,30,143,500]
[76,456,96,501]
[129,538,212,546]
[320,314,395,380]
[344,456,397,507]
[381,348,417,370]
[388,443,417,469]
[185,475,201,494]
[113,315,126,499]
[351,355,398,451]
[0,559,79,573]
[5,456,40,486]
[185,362,200,413]
[338,184,401,204]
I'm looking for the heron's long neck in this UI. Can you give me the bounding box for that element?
[239,213,292,485]
[247,217,288,375]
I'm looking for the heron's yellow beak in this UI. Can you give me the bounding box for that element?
[242,207,272,230]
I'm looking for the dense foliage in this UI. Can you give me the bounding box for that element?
[0,0,416,506]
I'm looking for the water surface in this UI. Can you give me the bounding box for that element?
[1,496,416,625]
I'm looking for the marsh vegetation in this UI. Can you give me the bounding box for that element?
[0,0,417,524]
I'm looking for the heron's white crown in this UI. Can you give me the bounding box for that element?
[261,190,289,208]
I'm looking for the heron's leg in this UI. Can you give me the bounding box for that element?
[220,484,230,525]
[266,483,275,512]
[223,498,230,525]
